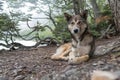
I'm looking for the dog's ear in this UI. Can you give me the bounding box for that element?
[64,13,72,22]
[80,10,88,20]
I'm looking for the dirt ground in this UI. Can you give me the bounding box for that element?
[0,36,120,80]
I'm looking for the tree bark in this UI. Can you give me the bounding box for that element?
[90,0,101,19]
[0,1,3,11]
[108,0,120,34]
[79,0,84,11]
[72,0,80,14]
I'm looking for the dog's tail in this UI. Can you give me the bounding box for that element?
[91,70,120,80]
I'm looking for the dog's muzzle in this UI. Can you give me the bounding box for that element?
[74,29,79,33]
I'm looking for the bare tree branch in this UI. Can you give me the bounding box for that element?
[47,6,57,27]
[26,19,34,29]
[44,25,54,33]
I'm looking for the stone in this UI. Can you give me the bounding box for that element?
[14,75,25,80]
[0,77,8,80]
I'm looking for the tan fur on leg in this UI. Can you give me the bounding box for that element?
[51,55,69,61]
[51,48,71,61]
[51,52,69,61]
[51,49,70,60]
[68,55,89,64]
[51,43,71,61]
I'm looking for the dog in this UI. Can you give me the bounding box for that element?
[51,10,95,64]
[91,70,120,80]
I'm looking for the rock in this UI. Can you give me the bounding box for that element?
[40,74,53,80]
[41,68,83,80]
[0,70,2,74]
[13,68,22,77]
[14,75,25,80]
[92,61,104,66]
[117,58,120,63]
[0,77,8,80]
[55,74,68,80]
[65,69,77,76]
[97,61,104,65]
[92,63,97,66]
[102,65,111,70]
[68,75,79,80]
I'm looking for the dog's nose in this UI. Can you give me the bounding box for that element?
[74,29,78,33]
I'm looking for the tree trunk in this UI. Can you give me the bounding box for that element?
[79,0,84,12]
[72,0,86,15]
[0,1,3,11]
[90,0,101,19]
[108,0,120,34]
[72,0,80,15]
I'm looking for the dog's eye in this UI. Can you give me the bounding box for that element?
[71,22,74,25]
[77,21,81,25]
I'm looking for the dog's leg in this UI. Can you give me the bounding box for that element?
[68,54,89,64]
[51,48,71,61]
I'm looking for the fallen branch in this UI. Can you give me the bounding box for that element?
[99,24,112,39]
[0,37,58,51]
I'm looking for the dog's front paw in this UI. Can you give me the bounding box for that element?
[68,55,89,64]
[68,52,78,64]
[68,57,78,65]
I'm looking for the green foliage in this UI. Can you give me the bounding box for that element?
[0,1,3,11]
[0,13,15,31]
[0,13,19,43]
[89,24,101,37]
[53,15,71,43]
[89,1,113,37]
[1,0,114,45]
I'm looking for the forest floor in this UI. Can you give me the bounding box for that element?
[0,36,120,80]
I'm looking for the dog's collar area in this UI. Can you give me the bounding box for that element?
[68,29,78,43]
[72,44,77,48]
[68,23,89,46]
[79,27,88,41]
[72,26,88,42]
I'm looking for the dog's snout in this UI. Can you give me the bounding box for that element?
[74,29,79,33]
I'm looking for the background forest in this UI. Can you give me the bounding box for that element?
[0,0,120,80]
[0,0,120,50]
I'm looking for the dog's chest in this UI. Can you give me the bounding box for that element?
[72,39,91,56]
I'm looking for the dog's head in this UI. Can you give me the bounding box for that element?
[64,10,88,37]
